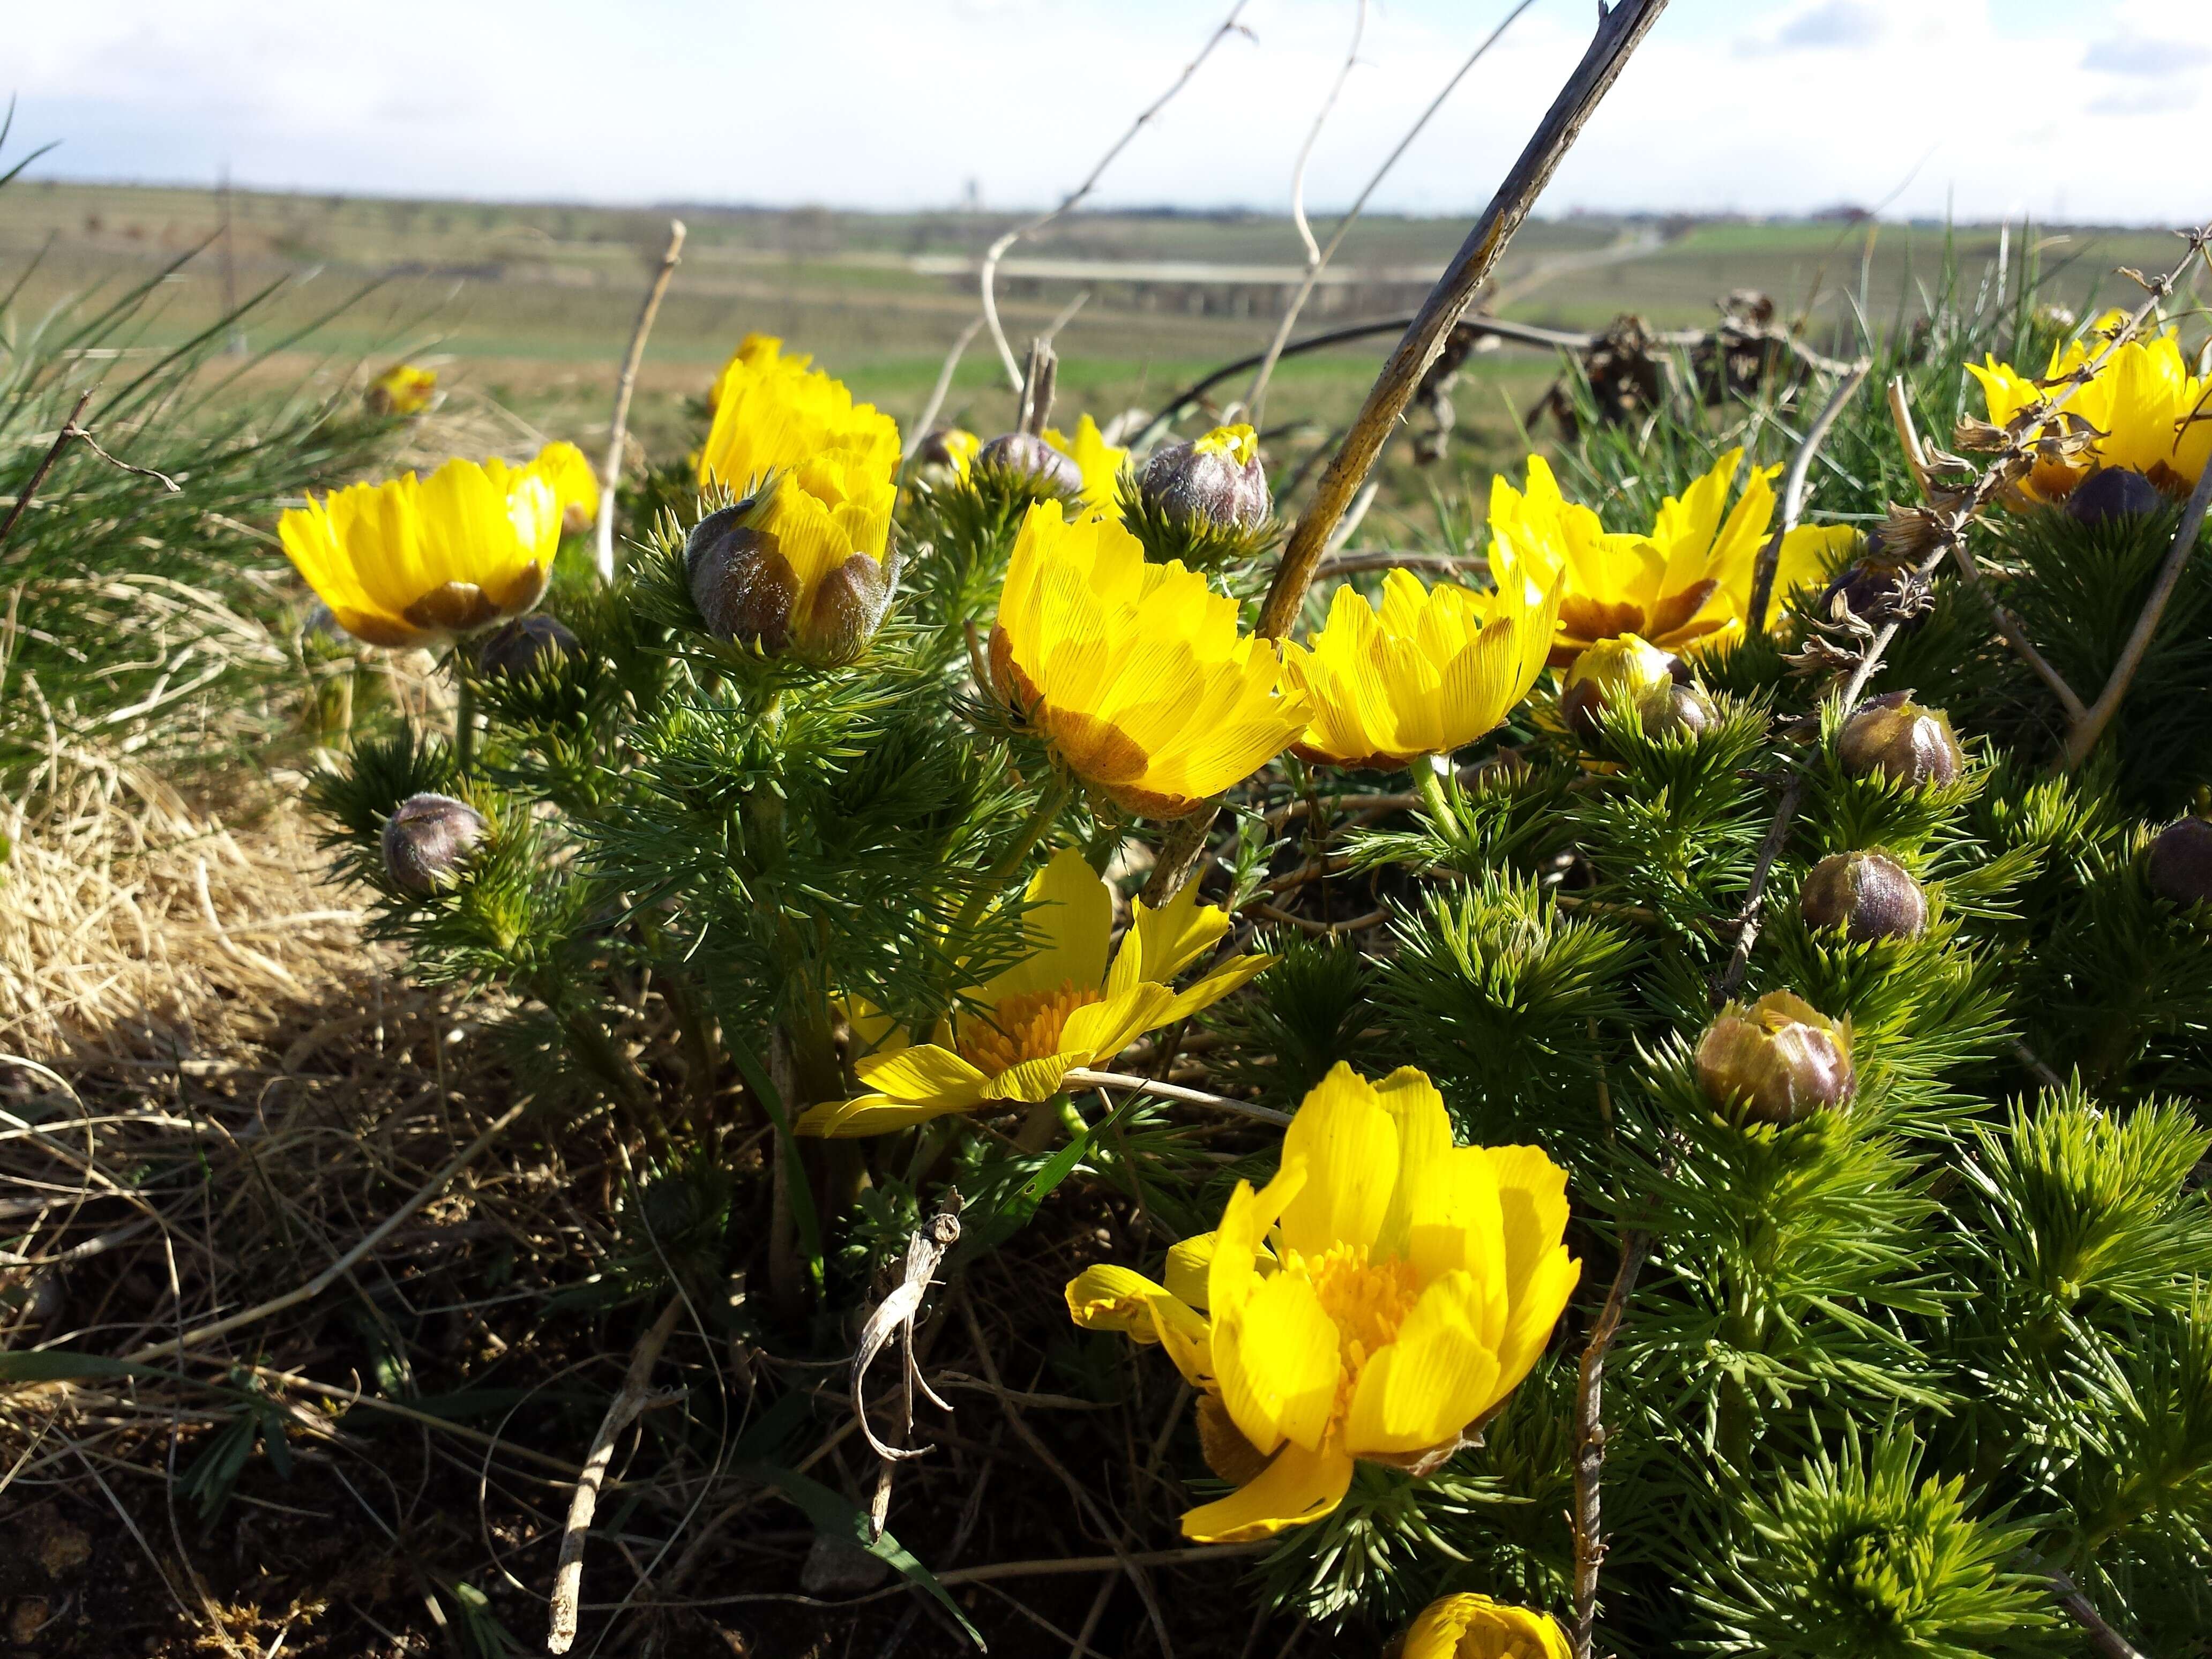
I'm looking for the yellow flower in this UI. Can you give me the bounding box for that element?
[279,459,558,649]
[914,428,981,483]
[365,363,437,417]
[487,442,600,537]
[796,848,1272,1136]
[687,451,902,663]
[1489,452,1840,663]
[697,333,901,497]
[1067,1062,1580,1541]
[1042,414,1131,519]
[1399,1594,1572,1659]
[1967,311,2212,498]
[1279,567,1560,770]
[989,501,1310,819]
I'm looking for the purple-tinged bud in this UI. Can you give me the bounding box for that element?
[1138,424,1270,530]
[974,432,1082,498]
[382,793,487,897]
[686,502,796,653]
[2147,815,2212,908]
[1695,991,1856,1125]
[1838,691,1963,788]
[1800,851,1927,941]
[2067,467,2166,525]
[475,615,580,680]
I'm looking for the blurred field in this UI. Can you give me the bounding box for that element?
[2,177,2185,475]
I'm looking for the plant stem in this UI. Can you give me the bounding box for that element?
[453,666,477,780]
[1414,755,1454,829]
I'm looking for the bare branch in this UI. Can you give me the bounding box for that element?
[1257,0,1670,641]
[904,316,987,462]
[1572,1231,1651,1659]
[594,219,686,583]
[979,2,1256,389]
[1745,356,1872,633]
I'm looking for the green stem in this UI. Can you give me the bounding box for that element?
[453,665,477,780]
[1414,754,1454,828]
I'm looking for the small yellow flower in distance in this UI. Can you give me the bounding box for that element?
[365,363,437,417]
[696,333,901,496]
[1067,1062,1580,1541]
[989,501,1310,818]
[497,440,600,536]
[913,428,981,484]
[1279,567,1560,770]
[1490,452,1838,663]
[279,459,558,649]
[796,848,1272,1136]
[1398,1593,1572,1659]
[1967,311,2212,498]
[1041,414,1131,519]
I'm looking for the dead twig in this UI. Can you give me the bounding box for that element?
[594,219,686,583]
[851,1194,963,1533]
[903,317,986,462]
[0,391,95,556]
[2051,1570,2150,1659]
[546,1295,685,1654]
[1571,1231,1651,1659]
[1257,0,1669,640]
[1062,1067,1291,1127]
[1745,356,1872,632]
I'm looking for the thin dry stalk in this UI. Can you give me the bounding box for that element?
[979,2,1255,388]
[1245,0,1540,421]
[1062,1067,1290,1126]
[1744,357,1873,632]
[546,1295,685,1655]
[904,317,987,461]
[1571,1231,1651,1658]
[0,391,95,556]
[1257,0,1669,641]
[594,219,687,583]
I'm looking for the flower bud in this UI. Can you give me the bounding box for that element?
[1696,991,1855,1125]
[474,615,580,680]
[974,431,1082,498]
[1643,681,1718,742]
[1138,424,1269,530]
[687,503,795,652]
[2147,814,2212,908]
[1800,850,1926,941]
[911,427,978,490]
[1560,634,1679,743]
[684,492,898,667]
[382,793,487,897]
[2067,466,2166,525]
[1837,691,1962,788]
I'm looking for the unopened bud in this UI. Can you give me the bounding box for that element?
[2147,815,2212,908]
[686,502,796,652]
[1560,634,1680,743]
[1800,850,1926,941]
[911,428,978,491]
[1643,681,1718,741]
[2067,467,2166,525]
[1139,424,1269,530]
[382,793,487,897]
[475,615,580,680]
[974,432,1082,499]
[1838,691,1962,788]
[1695,991,1855,1125]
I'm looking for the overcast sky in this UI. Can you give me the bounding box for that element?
[10,0,2207,224]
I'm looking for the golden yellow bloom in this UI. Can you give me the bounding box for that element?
[1489,452,1842,663]
[486,442,600,537]
[1279,567,1560,770]
[696,333,901,497]
[796,848,1272,1136]
[1068,1062,1580,1541]
[1967,311,2212,498]
[279,459,557,649]
[1042,414,1131,519]
[914,428,981,483]
[365,363,437,417]
[989,502,1310,819]
[1400,1594,1572,1659]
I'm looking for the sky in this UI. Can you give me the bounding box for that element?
[9,0,2209,224]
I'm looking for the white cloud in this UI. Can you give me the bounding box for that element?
[7,0,2209,225]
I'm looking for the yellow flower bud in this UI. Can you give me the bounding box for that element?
[1696,991,1855,1125]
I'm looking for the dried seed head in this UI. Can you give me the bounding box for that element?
[381,793,487,897]
[1695,991,1856,1125]
[1838,691,1963,788]
[1138,424,1271,531]
[2147,815,2212,909]
[2067,466,2168,525]
[1800,850,1927,941]
[474,615,580,680]
[974,431,1082,499]
[1560,634,1679,743]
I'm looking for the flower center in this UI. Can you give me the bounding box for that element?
[957,979,1099,1075]
[1280,1242,1422,1418]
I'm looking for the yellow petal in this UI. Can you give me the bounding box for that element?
[1209,1162,1307,1326]
[1179,1439,1354,1543]
[1215,1271,1340,1454]
[1344,1269,1503,1455]
[853,1044,991,1109]
[1277,1063,1401,1259]
[976,847,1115,1004]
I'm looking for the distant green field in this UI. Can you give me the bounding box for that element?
[0,178,2184,479]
